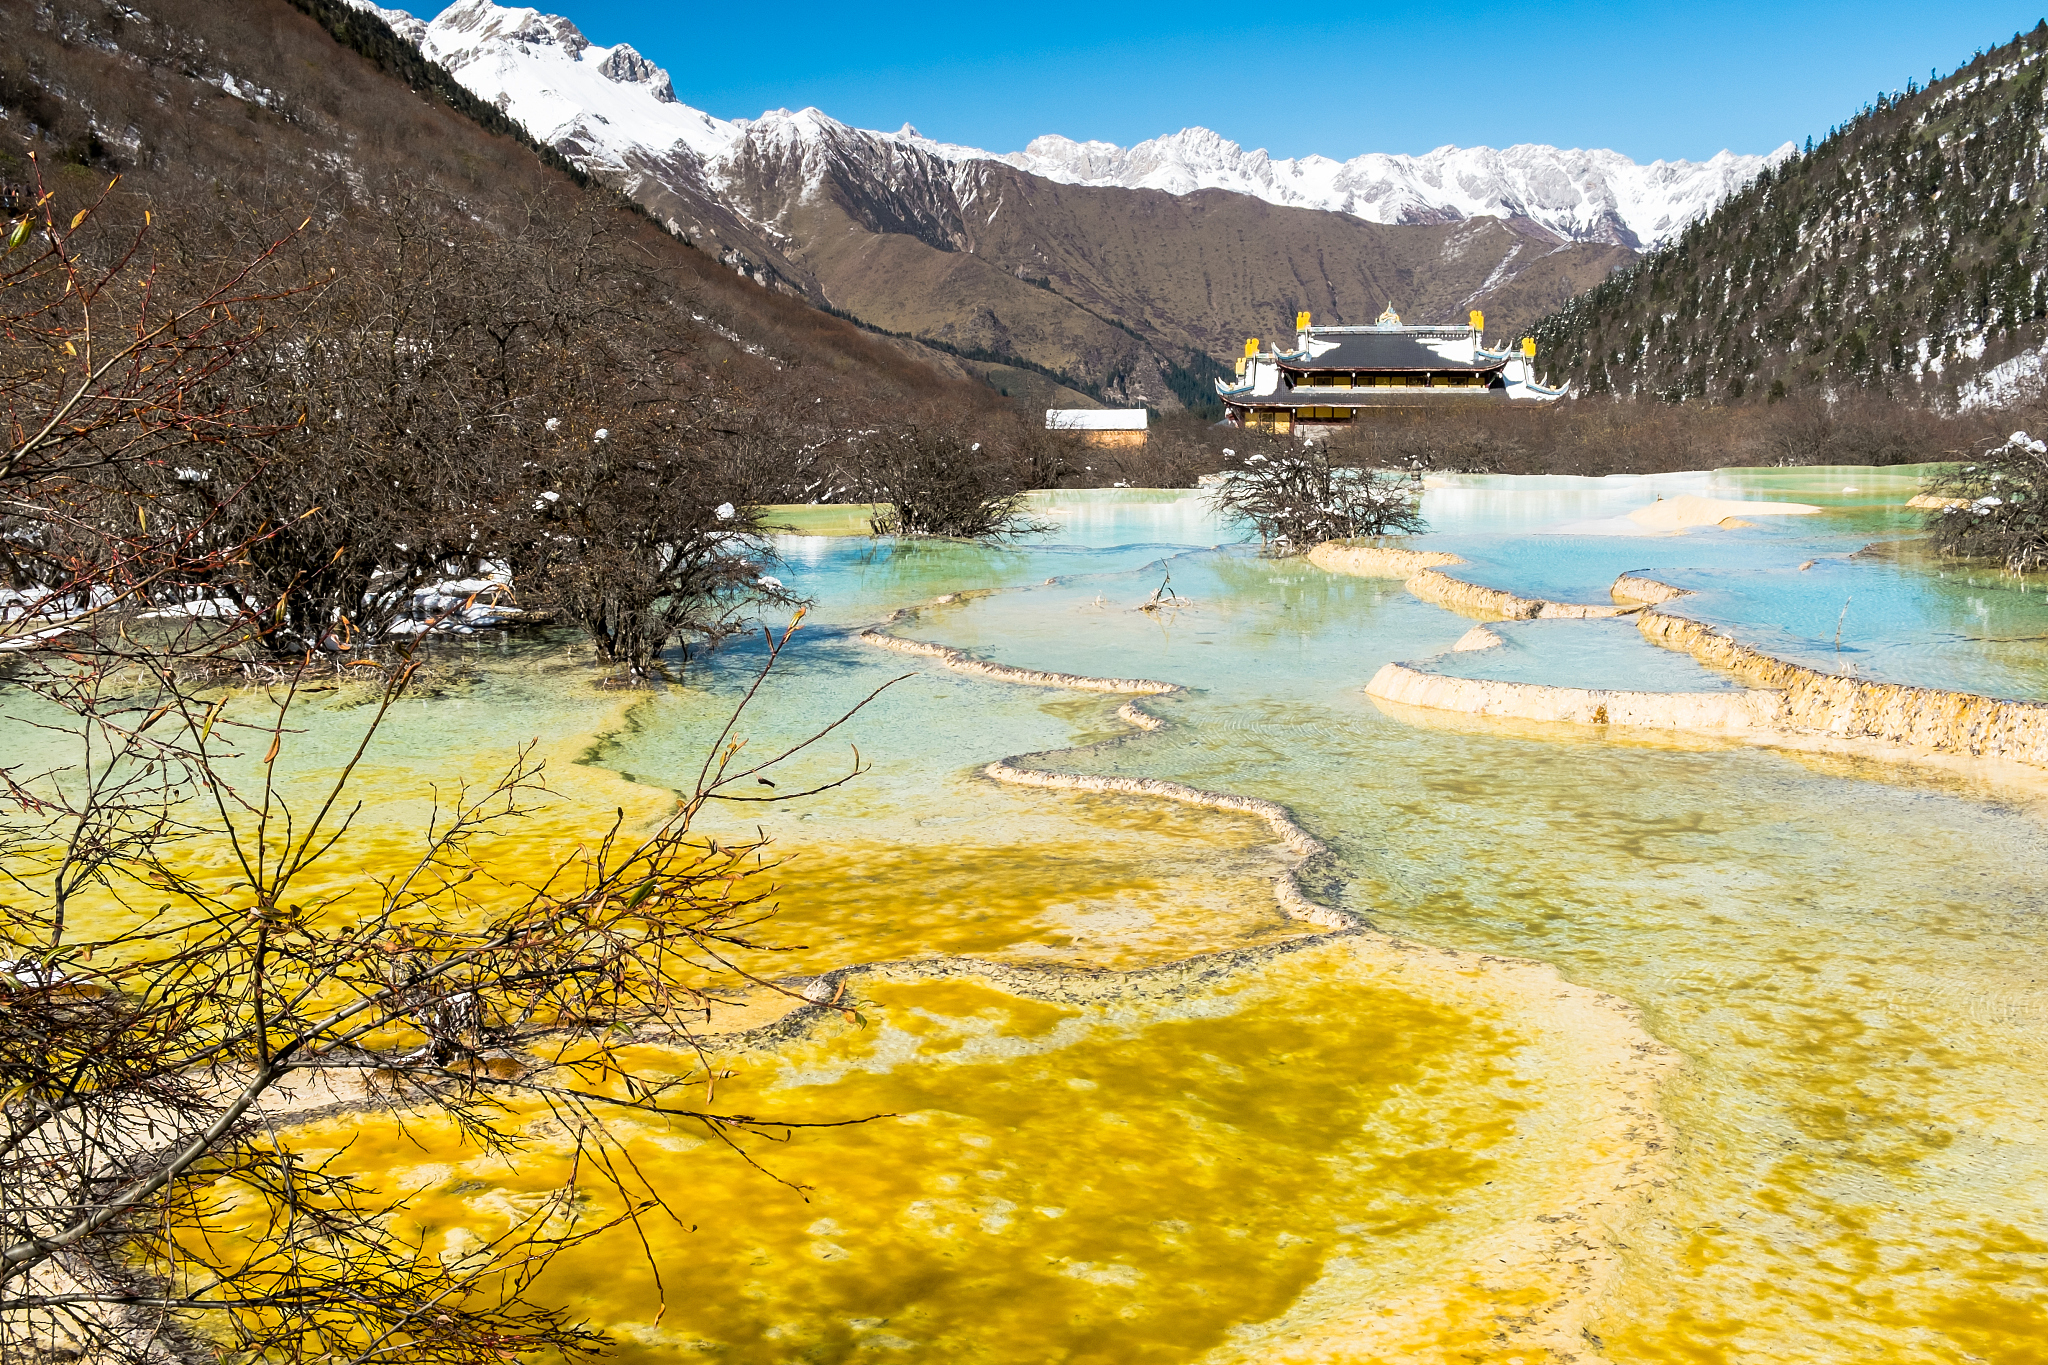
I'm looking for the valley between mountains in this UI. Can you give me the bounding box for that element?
[357,0,1781,409]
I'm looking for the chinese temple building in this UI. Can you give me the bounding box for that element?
[1218,305,1563,434]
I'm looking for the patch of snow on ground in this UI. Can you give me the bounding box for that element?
[140,598,243,620]
[1959,342,2048,411]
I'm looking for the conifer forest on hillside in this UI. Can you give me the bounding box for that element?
[1536,23,2048,409]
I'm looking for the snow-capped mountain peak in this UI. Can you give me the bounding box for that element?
[349,0,427,44]
[403,0,742,166]
[425,0,589,59]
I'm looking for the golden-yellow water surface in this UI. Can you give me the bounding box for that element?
[297,937,1666,1364]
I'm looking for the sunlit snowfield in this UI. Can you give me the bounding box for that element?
[54,471,2048,1362]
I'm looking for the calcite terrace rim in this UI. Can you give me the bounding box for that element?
[1332,544,2048,774]
[1365,661,1777,734]
[856,576,1189,696]
[1306,540,1646,621]
[1629,575,2048,768]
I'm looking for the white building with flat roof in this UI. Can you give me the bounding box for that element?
[1046,408,1149,445]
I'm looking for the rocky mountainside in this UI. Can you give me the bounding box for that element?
[0,0,987,419]
[708,128,1633,413]
[1534,24,2048,409]
[365,0,1719,409]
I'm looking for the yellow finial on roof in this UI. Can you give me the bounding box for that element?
[1296,311,1311,331]
[1469,309,1484,334]
[1376,303,1402,327]
[1521,337,1536,357]
[1245,338,1260,357]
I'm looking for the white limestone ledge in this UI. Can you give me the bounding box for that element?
[1368,568,2048,775]
[1610,574,1695,606]
[981,761,1359,932]
[1630,579,2048,768]
[1366,662,1778,733]
[1115,700,1166,731]
[1406,568,1637,621]
[982,761,1328,858]
[858,627,1182,695]
[1452,625,1505,652]
[1308,540,1637,621]
[1305,542,1463,578]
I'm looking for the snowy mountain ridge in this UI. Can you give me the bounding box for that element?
[351,0,1789,249]
[982,129,1797,249]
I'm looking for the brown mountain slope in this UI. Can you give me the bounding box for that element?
[697,135,1633,410]
[959,173,1633,353]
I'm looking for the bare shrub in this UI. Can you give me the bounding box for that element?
[0,163,321,663]
[167,200,672,652]
[1073,414,1228,487]
[1007,413,1085,489]
[0,184,908,1362]
[1924,429,2048,570]
[511,401,799,677]
[1208,444,1425,551]
[856,422,1052,539]
[0,624,893,1362]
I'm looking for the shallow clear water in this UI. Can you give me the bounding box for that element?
[1651,552,2048,699]
[14,474,2048,1362]
[1419,618,1751,692]
[799,484,2048,1360]
[307,947,1649,1364]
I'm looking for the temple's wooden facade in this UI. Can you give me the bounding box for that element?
[1219,306,1561,434]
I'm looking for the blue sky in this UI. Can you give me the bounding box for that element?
[402,1,2045,162]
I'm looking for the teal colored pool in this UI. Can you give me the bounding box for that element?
[1415,617,1752,692]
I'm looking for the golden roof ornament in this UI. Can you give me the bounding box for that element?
[1376,302,1402,327]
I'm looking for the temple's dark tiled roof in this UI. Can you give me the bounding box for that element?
[1277,334,1506,373]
